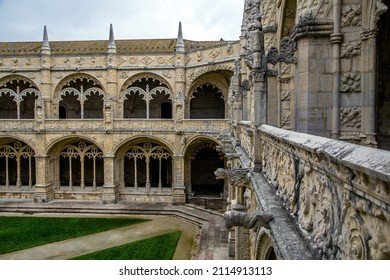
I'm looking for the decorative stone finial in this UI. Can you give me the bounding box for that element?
[176,22,185,53]
[41,25,51,55]
[108,24,116,54]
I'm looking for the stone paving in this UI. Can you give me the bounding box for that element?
[0,200,229,260]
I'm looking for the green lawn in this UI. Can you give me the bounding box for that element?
[0,216,148,255]
[71,231,182,260]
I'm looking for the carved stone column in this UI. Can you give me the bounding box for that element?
[330,0,343,140]
[360,30,378,147]
[172,155,185,205]
[102,155,119,204]
[104,98,113,132]
[33,154,54,203]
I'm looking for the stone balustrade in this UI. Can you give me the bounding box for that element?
[256,124,390,259]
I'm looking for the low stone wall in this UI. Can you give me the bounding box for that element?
[258,125,390,259]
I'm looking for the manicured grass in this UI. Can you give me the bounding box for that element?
[71,231,182,260]
[0,216,148,255]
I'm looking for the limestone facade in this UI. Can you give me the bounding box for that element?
[0,0,390,260]
[0,23,237,204]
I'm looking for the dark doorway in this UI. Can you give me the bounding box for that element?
[191,146,224,197]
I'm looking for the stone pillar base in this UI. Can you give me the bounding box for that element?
[33,183,54,203]
[172,187,186,205]
[102,184,120,204]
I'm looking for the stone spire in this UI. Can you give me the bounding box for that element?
[107,24,116,54]
[41,25,51,55]
[176,22,185,53]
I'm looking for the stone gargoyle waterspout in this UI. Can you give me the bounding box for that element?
[223,210,273,230]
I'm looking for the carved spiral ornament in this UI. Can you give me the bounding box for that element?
[349,229,367,260]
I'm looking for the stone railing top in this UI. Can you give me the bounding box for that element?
[259,125,390,183]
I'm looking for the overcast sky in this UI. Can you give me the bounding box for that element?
[0,0,244,42]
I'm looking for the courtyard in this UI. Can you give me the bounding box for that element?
[0,200,228,260]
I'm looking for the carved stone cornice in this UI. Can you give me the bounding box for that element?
[292,13,333,40]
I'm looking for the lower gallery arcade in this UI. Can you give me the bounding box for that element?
[0,136,227,202]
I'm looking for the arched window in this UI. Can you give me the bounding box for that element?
[0,79,40,119]
[123,77,172,119]
[190,84,225,119]
[0,141,35,189]
[123,142,172,191]
[58,77,104,119]
[59,142,104,190]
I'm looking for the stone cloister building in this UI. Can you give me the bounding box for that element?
[0,0,390,260]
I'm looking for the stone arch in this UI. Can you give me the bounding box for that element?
[0,75,42,119]
[0,137,36,190]
[46,135,104,155]
[184,137,225,197]
[255,229,278,260]
[120,73,173,119]
[47,136,104,193]
[54,73,105,119]
[186,65,234,87]
[115,137,173,195]
[187,71,232,119]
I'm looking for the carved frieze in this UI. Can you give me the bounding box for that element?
[140,56,154,65]
[209,49,221,60]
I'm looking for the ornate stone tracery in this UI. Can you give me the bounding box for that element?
[0,141,35,189]
[124,142,171,191]
[59,141,103,190]
[0,78,41,119]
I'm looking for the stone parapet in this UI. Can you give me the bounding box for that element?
[257,124,390,259]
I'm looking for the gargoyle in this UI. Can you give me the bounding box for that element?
[223,210,273,230]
